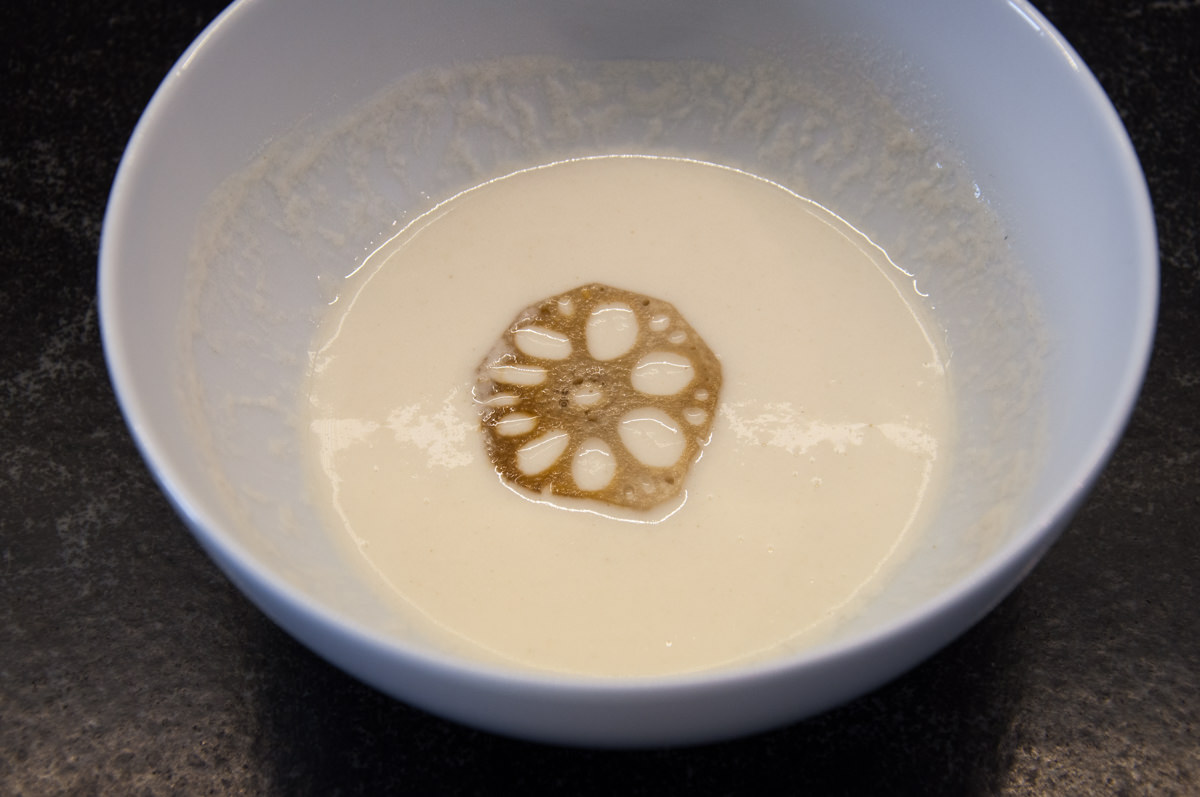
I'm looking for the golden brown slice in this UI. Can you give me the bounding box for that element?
[474,283,721,511]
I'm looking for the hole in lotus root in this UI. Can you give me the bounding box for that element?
[474,283,721,511]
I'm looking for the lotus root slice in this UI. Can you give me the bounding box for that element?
[474,283,721,511]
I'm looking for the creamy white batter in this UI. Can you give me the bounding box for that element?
[304,155,951,677]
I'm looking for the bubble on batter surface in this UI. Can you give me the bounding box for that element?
[474,283,722,511]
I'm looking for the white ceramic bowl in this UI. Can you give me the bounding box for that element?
[100,0,1156,746]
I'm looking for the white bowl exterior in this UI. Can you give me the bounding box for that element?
[100,0,1156,745]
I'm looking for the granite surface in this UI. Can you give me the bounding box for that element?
[2,1,1197,794]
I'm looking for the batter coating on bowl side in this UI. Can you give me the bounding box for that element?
[475,283,721,511]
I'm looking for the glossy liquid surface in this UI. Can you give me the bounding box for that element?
[304,156,951,676]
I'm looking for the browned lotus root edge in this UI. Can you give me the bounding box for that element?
[473,283,722,511]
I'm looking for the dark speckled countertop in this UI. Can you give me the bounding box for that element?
[2,1,1197,793]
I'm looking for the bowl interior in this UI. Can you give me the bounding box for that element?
[101,0,1155,743]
